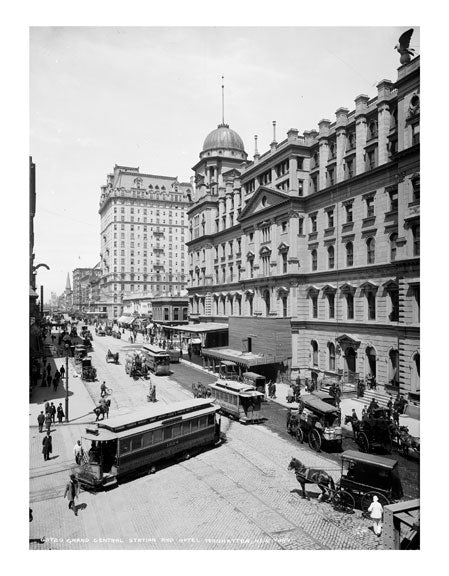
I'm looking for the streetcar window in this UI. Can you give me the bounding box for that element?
[142,431,153,446]
[163,427,173,440]
[131,435,143,450]
[182,421,191,435]
[172,424,181,438]
[120,438,132,454]
[191,419,199,431]
[208,414,215,426]
[153,429,163,444]
[199,416,207,429]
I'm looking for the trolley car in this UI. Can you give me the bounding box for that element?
[141,344,170,375]
[77,399,221,490]
[208,379,265,424]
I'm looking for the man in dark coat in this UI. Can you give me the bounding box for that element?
[60,365,65,378]
[44,411,52,432]
[37,411,45,433]
[42,432,52,461]
[46,372,52,387]
[50,402,56,423]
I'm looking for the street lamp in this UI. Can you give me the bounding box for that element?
[64,342,70,422]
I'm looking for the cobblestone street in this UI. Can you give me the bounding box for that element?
[29,333,383,550]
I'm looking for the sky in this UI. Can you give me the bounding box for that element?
[30,26,420,297]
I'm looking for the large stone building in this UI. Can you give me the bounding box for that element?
[187,56,420,399]
[72,264,102,312]
[98,165,192,320]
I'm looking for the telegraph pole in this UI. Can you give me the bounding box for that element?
[65,343,69,422]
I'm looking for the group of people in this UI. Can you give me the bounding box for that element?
[37,401,65,461]
[39,361,65,391]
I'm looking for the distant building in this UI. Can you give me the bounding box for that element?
[151,295,189,326]
[98,165,192,320]
[187,57,420,399]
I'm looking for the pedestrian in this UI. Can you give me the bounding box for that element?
[287,386,294,403]
[271,382,277,399]
[188,345,192,361]
[46,363,51,376]
[42,431,52,461]
[368,495,384,536]
[46,372,52,387]
[387,396,393,419]
[100,381,107,398]
[393,408,400,426]
[50,402,56,423]
[44,411,52,432]
[44,401,51,414]
[362,405,368,419]
[73,440,84,465]
[37,411,45,433]
[63,474,80,516]
[57,403,64,424]
[52,374,59,392]
[151,384,157,403]
[334,384,342,408]
[350,408,359,440]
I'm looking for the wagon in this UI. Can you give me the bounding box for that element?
[74,345,87,363]
[287,393,342,452]
[332,450,404,513]
[357,407,395,454]
[106,349,119,364]
[81,357,97,381]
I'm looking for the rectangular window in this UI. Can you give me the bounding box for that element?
[310,214,317,233]
[163,427,173,441]
[328,293,335,318]
[172,424,181,438]
[153,429,162,444]
[191,419,198,432]
[412,225,420,256]
[327,210,334,228]
[120,438,132,454]
[367,292,376,320]
[182,421,191,435]
[346,159,354,179]
[365,196,375,218]
[345,203,353,223]
[389,189,398,212]
[131,435,143,451]
[346,293,354,319]
[312,294,318,318]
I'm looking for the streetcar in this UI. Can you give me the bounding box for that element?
[77,399,221,490]
[208,379,265,424]
[141,344,171,375]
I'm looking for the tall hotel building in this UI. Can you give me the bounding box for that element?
[187,57,420,399]
[98,165,192,319]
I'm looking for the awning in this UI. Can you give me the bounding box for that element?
[202,347,284,367]
[118,315,137,324]
[164,322,228,334]
[221,360,237,367]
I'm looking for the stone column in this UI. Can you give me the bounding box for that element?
[318,119,330,190]
[376,80,393,166]
[218,197,225,231]
[354,95,369,175]
[335,108,349,183]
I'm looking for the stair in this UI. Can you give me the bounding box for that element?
[355,387,392,407]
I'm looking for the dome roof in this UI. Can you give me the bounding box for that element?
[203,123,245,153]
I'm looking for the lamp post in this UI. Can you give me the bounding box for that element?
[64,343,70,422]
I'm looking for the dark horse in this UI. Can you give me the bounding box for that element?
[344,414,360,440]
[94,399,110,421]
[288,457,335,500]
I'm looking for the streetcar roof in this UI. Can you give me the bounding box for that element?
[142,344,170,355]
[301,394,339,414]
[81,405,217,441]
[210,379,258,394]
[341,450,398,469]
[94,399,217,433]
[242,372,266,381]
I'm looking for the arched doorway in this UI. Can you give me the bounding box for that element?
[311,340,319,367]
[263,289,270,316]
[411,352,420,393]
[388,349,399,387]
[365,346,377,379]
[344,347,357,377]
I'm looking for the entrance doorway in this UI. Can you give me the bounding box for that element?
[344,347,357,379]
[365,346,377,379]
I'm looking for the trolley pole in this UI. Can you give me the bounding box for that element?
[65,345,69,422]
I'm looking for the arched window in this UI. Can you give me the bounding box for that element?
[328,343,336,371]
[263,289,270,316]
[214,298,219,316]
[311,249,318,271]
[411,352,420,393]
[390,233,398,262]
[328,245,335,269]
[237,297,242,316]
[346,242,354,267]
[248,296,253,316]
[367,237,375,264]
[311,340,319,367]
[388,349,399,386]
[282,296,288,317]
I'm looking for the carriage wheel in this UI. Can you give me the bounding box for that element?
[361,491,389,515]
[332,490,355,512]
[308,429,322,452]
[358,432,370,453]
[296,428,304,443]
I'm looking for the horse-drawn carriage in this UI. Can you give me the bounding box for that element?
[95,326,106,336]
[288,450,404,513]
[287,393,342,452]
[392,425,420,457]
[125,351,148,378]
[81,357,97,381]
[356,407,395,454]
[106,349,119,364]
[74,345,88,363]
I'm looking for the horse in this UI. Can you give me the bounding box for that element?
[394,425,420,456]
[344,414,360,440]
[288,457,335,501]
[94,399,110,421]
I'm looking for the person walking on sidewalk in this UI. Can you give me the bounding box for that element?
[42,431,52,461]
[46,363,51,377]
[100,381,108,398]
[287,385,294,404]
[59,364,65,379]
[73,440,84,465]
[44,411,52,432]
[57,403,64,424]
[46,372,52,388]
[37,411,45,433]
[64,474,80,516]
[50,402,56,423]
[52,374,59,392]
[368,495,384,537]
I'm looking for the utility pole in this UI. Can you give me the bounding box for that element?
[65,344,69,422]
